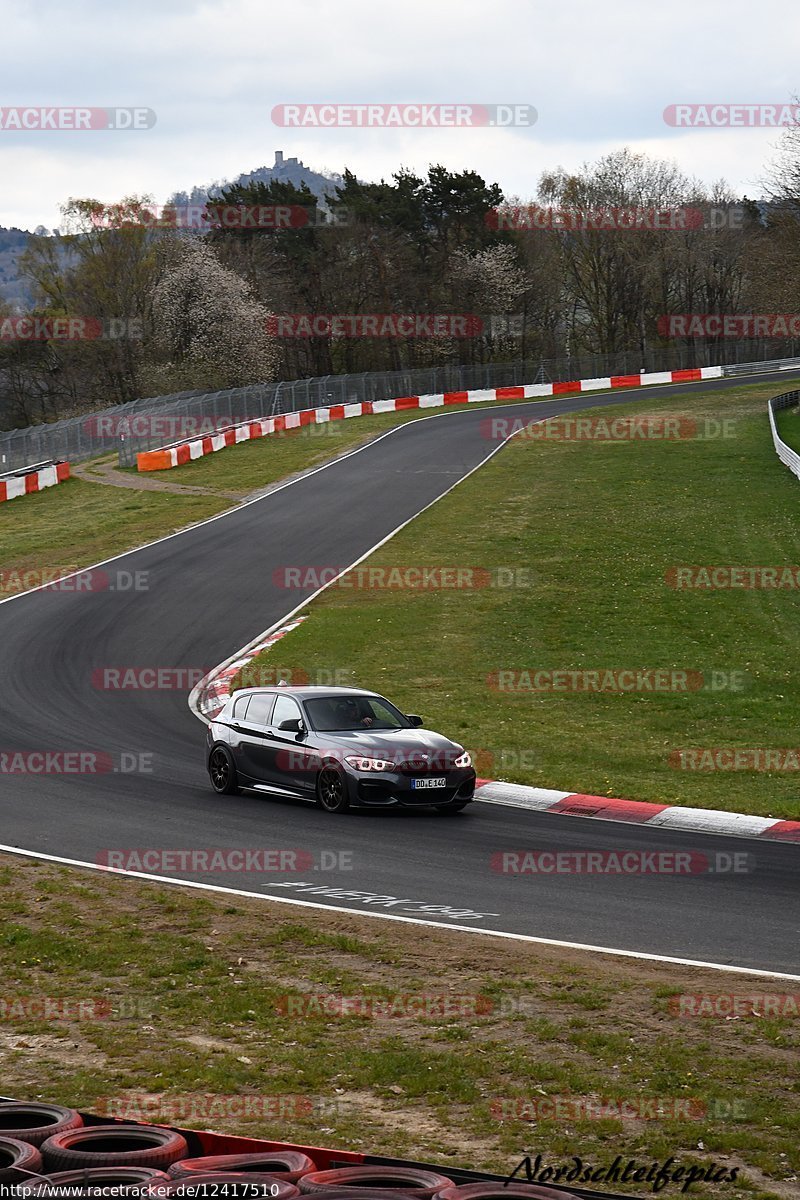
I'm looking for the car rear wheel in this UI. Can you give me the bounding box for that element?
[316,764,350,814]
[209,746,239,795]
[435,800,471,814]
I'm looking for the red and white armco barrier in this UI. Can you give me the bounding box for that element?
[137,366,724,471]
[0,461,70,503]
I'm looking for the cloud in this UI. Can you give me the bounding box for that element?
[0,0,797,227]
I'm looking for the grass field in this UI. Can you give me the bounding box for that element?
[235,381,800,817]
[0,853,796,1200]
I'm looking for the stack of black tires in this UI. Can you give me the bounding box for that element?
[0,1100,580,1200]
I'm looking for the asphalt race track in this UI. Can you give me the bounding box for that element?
[1,373,798,975]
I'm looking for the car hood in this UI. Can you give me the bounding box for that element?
[312,728,464,758]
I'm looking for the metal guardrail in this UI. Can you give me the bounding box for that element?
[768,388,800,478]
[0,458,60,482]
[724,356,800,377]
[3,343,800,472]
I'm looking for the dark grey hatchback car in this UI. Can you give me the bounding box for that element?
[206,686,476,814]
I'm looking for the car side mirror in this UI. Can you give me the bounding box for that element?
[278,718,305,736]
[407,714,424,727]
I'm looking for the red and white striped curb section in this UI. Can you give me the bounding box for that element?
[474,780,800,844]
[0,461,70,502]
[192,618,307,721]
[137,366,725,471]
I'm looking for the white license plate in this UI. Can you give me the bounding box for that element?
[411,777,447,789]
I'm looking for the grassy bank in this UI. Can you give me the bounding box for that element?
[0,853,796,1199]
[235,381,800,817]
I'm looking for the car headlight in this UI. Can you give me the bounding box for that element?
[345,755,393,772]
[454,751,472,768]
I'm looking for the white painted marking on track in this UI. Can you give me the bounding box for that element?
[0,843,798,981]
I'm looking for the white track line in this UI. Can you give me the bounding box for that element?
[0,843,797,980]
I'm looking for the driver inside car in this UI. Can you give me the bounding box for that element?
[338,697,374,728]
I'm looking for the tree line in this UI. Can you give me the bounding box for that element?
[1,138,799,430]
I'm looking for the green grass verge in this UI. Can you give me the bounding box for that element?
[0,855,795,1199]
[235,381,800,817]
[0,479,226,592]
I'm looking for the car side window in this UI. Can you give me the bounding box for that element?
[246,693,275,727]
[232,695,251,721]
[271,694,302,730]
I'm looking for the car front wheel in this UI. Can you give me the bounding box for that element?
[209,746,240,795]
[316,764,350,814]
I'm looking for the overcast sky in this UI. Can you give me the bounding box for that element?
[1,0,798,230]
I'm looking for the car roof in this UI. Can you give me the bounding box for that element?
[231,685,382,700]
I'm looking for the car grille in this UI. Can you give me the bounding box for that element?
[396,756,457,774]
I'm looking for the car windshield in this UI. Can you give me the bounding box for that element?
[305,694,409,731]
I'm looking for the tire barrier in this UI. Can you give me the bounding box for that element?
[162,1176,299,1198]
[0,1103,83,1147]
[169,1151,317,1183]
[41,1126,189,1173]
[0,1134,44,1182]
[30,1167,172,1196]
[299,1167,455,1198]
[0,1098,652,1200]
[434,1184,577,1200]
